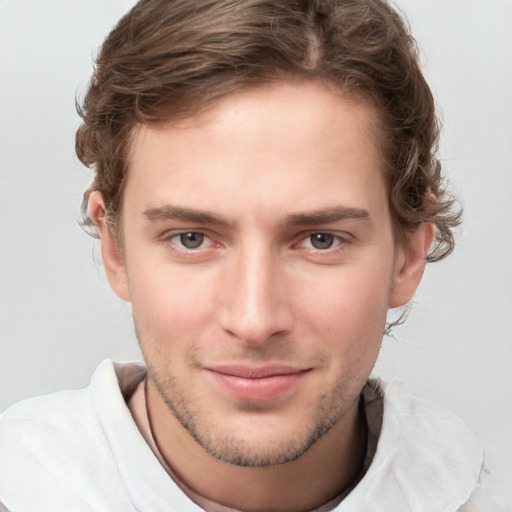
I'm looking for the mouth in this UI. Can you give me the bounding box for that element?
[205,364,311,401]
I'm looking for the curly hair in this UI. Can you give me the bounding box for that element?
[76,0,461,261]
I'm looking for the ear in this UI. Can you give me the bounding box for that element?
[389,223,436,308]
[88,191,131,302]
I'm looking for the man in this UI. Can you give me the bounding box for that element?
[0,0,500,510]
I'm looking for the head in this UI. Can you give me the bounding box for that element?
[77,0,460,258]
[76,0,460,470]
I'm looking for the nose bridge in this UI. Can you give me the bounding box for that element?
[219,239,292,345]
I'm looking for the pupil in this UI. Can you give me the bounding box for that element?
[311,233,334,250]
[180,232,204,249]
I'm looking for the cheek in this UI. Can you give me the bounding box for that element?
[128,264,216,339]
[300,263,392,353]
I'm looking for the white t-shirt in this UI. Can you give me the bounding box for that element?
[0,360,501,511]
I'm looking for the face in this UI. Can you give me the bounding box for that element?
[94,81,429,467]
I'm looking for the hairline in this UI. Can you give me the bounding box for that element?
[104,78,406,254]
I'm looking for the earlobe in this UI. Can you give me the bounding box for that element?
[88,191,131,302]
[389,223,436,308]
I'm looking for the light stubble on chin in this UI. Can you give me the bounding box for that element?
[145,359,359,468]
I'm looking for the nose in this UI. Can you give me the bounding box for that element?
[217,245,294,347]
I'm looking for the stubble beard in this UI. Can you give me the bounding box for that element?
[145,359,358,468]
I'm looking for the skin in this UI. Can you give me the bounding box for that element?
[90,81,434,512]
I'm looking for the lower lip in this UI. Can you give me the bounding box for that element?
[207,371,308,401]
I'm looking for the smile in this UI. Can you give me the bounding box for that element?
[205,365,311,401]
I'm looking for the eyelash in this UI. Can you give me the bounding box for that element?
[163,231,216,251]
[296,232,347,252]
[161,230,348,254]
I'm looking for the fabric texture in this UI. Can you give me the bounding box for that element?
[0,360,500,511]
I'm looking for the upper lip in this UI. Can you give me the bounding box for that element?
[206,365,309,379]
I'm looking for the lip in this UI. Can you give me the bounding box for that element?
[205,365,310,401]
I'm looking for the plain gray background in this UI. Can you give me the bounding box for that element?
[0,0,511,508]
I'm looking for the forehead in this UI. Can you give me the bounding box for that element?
[125,81,387,221]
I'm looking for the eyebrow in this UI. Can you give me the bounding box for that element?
[143,204,371,228]
[285,207,371,226]
[143,205,231,226]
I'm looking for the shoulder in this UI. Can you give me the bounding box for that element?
[1,365,103,456]
[0,360,144,444]
[380,378,483,459]
[340,378,496,511]
[0,360,145,512]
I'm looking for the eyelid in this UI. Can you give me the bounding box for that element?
[161,229,218,250]
[158,228,351,252]
[294,231,351,251]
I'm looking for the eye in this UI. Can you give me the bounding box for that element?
[174,232,206,249]
[308,233,336,250]
[295,232,349,253]
[160,230,220,261]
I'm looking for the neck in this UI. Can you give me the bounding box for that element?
[146,383,367,512]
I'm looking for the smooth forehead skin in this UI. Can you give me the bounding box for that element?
[126,81,386,233]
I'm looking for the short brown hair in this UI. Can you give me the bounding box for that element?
[76,0,460,261]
